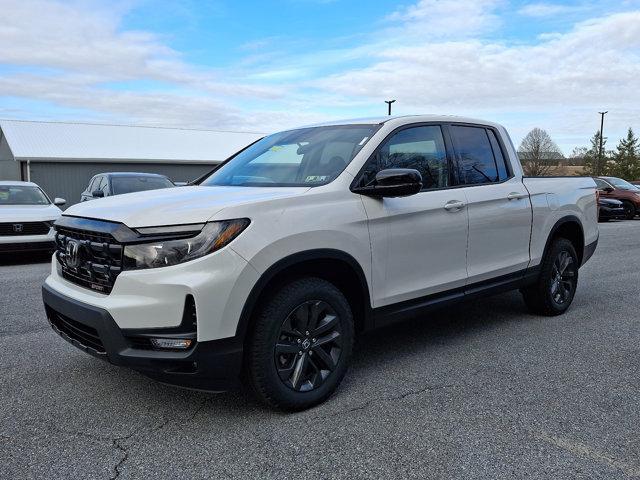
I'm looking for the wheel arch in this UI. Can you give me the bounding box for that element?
[542,215,585,266]
[235,249,373,341]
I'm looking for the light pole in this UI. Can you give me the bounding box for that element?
[598,111,607,175]
[385,100,396,116]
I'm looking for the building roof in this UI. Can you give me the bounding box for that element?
[0,119,265,163]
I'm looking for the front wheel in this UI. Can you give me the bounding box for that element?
[521,238,579,316]
[622,201,636,220]
[245,277,354,411]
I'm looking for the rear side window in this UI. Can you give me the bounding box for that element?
[358,125,449,190]
[451,126,502,185]
[487,130,509,181]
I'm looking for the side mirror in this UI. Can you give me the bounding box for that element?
[53,197,66,206]
[92,190,105,198]
[352,168,423,198]
[603,187,614,193]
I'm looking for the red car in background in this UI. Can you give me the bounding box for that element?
[594,176,640,219]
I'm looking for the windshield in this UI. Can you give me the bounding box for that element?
[0,185,50,205]
[606,177,639,190]
[112,176,174,195]
[201,125,379,187]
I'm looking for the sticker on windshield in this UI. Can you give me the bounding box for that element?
[305,175,328,183]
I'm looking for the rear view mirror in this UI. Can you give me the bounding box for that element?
[53,197,66,206]
[352,168,423,198]
[92,190,105,198]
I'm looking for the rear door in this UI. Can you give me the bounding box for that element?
[356,124,469,307]
[449,125,532,284]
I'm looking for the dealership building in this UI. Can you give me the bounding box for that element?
[0,119,263,206]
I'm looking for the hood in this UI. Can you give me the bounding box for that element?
[0,203,62,222]
[62,185,310,227]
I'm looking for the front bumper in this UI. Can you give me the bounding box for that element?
[0,232,55,253]
[43,284,243,391]
[598,205,626,220]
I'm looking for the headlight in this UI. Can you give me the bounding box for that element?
[123,219,249,270]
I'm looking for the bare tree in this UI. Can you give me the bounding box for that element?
[518,128,564,176]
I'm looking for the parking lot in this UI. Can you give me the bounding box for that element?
[0,221,639,479]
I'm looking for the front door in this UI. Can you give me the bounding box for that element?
[356,124,469,307]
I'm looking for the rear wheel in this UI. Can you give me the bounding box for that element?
[522,238,578,316]
[245,277,354,411]
[622,201,636,220]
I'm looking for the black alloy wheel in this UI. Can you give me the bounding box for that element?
[275,300,343,392]
[549,250,576,305]
[245,277,354,411]
[622,201,636,220]
[521,238,579,316]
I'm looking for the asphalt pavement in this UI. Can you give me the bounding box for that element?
[1,221,639,479]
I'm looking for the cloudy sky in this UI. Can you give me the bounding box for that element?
[1,0,639,153]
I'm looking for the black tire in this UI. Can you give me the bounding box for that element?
[245,277,354,411]
[622,201,636,220]
[521,238,579,316]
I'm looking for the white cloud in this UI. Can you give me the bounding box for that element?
[518,2,582,17]
[0,0,639,150]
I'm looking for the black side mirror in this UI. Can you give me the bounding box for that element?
[603,187,614,193]
[352,168,423,198]
[92,190,105,198]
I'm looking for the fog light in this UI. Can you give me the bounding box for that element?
[150,338,193,350]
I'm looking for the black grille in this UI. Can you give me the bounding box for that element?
[49,310,106,354]
[55,226,123,294]
[0,221,50,236]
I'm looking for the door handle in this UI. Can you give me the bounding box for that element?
[444,200,466,211]
[507,192,528,200]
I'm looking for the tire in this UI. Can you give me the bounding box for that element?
[622,201,636,220]
[245,277,354,411]
[521,238,579,316]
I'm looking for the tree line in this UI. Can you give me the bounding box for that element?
[517,127,639,179]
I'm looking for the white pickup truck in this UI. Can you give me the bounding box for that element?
[42,115,598,410]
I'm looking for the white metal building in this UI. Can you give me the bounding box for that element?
[0,120,264,206]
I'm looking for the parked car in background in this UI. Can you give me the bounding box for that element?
[594,176,640,219]
[0,181,65,253]
[598,197,625,222]
[81,172,175,202]
[44,115,598,411]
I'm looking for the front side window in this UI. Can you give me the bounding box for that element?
[112,176,174,195]
[452,125,501,185]
[0,185,50,205]
[605,177,639,191]
[201,125,378,187]
[357,125,449,190]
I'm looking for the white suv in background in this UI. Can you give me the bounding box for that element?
[0,181,65,254]
[42,115,598,410]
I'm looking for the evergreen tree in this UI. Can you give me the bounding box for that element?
[582,130,608,176]
[610,128,639,180]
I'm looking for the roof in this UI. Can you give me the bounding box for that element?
[0,119,265,163]
[305,114,503,129]
[97,172,169,178]
[0,180,39,186]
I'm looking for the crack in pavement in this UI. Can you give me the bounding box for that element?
[109,398,210,479]
[320,383,457,418]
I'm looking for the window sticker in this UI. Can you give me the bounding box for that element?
[305,175,328,183]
